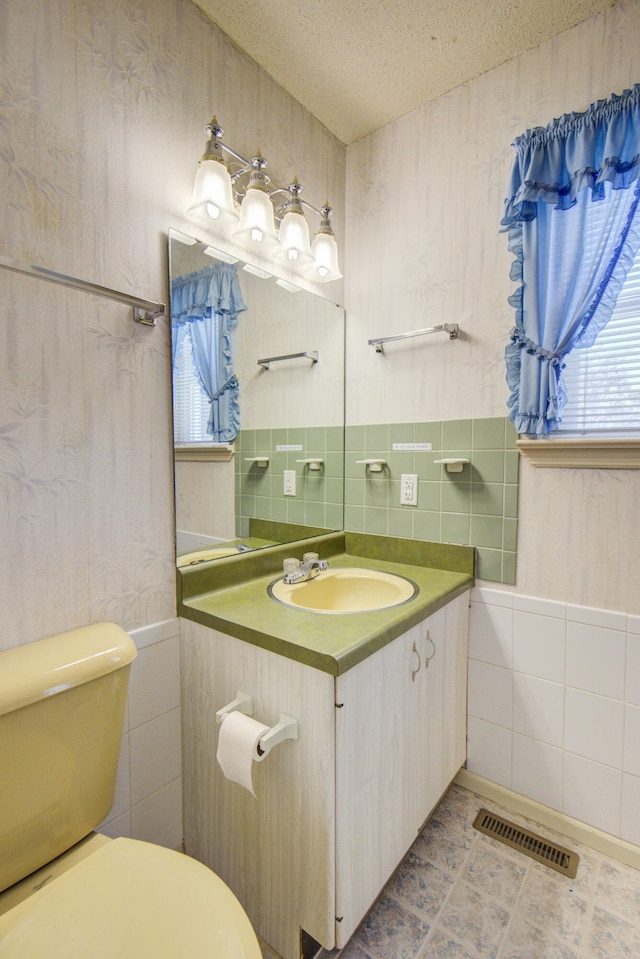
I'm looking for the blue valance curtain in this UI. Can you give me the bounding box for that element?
[171,261,247,443]
[501,84,640,435]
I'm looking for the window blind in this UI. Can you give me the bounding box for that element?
[173,332,210,444]
[559,248,640,434]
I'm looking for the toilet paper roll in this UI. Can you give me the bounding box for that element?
[216,711,271,797]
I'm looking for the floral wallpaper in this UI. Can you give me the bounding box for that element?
[0,0,346,649]
[4,0,640,651]
[3,0,640,859]
[344,0,640,613]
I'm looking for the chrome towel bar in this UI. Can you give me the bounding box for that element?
[369,323,458,352]
[0,253,165,326]
[257,350,318,369]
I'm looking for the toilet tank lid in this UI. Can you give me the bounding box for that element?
[0,623,137,717]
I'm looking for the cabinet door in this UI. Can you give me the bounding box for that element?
[419,593,469,818]
[334,592,470,947]
[334,621,426,944]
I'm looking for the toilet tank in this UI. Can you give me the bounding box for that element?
[0,623,137,893]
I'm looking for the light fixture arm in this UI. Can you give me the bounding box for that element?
[299,198,326,218]
[267,183,325,219]
[209,132,326,223]
[188,114,342,281]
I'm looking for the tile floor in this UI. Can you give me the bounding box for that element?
[260,783,640,959]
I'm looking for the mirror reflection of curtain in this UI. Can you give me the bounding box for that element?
[171,262,247,443]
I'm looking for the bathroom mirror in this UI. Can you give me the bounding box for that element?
[169,229,345,565]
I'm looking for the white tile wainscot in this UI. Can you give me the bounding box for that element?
[180,591,469,959]
[98,618,183,850]
[467,587,640,851]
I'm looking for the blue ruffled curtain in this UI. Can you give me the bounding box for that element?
[171,262,247,443]
[502,85,640,435]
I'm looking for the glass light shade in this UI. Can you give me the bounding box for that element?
[277,210,313,262]
[187,159,238,225]
[310,230,342,281]
[235,187,279,245]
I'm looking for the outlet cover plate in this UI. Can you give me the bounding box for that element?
[400,473,418,506]
[284,469,296,496]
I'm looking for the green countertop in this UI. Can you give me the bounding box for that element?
[177,537,276,565]
[178,532,475,676]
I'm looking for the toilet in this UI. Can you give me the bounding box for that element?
[0,623,262,958]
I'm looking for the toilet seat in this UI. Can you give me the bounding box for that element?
[0,838,262,958]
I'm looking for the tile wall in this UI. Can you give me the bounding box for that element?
[467,586,640,846]
[99,618,183,850]
[235,426,345,536]
[345,417,519,584]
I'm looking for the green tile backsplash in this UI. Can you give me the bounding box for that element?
[236,426,345,537]
[237,417,519,585]
[345,417,519,585]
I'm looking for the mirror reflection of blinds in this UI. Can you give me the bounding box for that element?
[559,244,640,435]
[173,333,210,444]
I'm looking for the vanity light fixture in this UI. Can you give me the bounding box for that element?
[187,115,342,282]
[310,205,342,282]
[234,152,279,247]
[276,178,314,264]
[187,119,239,226]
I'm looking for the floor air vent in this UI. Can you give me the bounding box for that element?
[472,809,579,879]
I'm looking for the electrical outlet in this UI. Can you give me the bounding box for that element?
[284,469,296,496]
[400,473,418,506]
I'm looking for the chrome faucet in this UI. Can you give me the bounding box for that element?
[282,552,329,584]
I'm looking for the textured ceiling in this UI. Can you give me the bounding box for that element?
[192,0,616,144]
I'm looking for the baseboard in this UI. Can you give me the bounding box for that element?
[454,768,640,872]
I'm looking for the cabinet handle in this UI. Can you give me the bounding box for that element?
[411,639,421,682]
[423,630,436,670]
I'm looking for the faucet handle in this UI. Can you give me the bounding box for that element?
[302,552,319,565]
[283,557,302,576]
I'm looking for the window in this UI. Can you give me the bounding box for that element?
[501,85,640,441]
[170,260,247,447]
[559,247,640,435]
[173,330,214,445]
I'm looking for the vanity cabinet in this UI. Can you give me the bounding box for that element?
[334,596,468,945]
[180,591,469,959]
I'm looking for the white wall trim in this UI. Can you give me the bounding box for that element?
[127,617,180,650]
[174,445,234,462]
[455,768,640,872]
[517,437,640,469]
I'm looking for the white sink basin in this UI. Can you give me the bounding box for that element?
[268,567,418,613]
[177,547,243,567]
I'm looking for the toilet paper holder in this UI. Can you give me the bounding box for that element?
[215,690,299,756]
